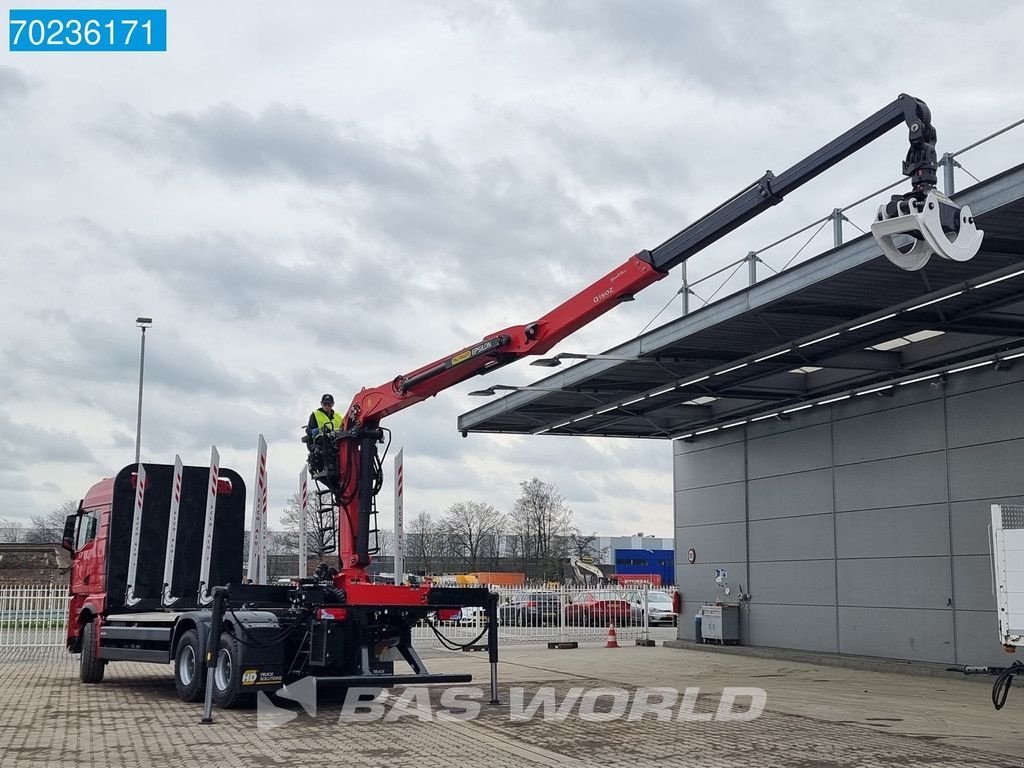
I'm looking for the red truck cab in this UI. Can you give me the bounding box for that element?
[63,475,114,651]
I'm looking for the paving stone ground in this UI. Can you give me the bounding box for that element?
[1,645,1021,768]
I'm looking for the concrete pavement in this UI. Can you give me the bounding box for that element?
[0,643,1021,767]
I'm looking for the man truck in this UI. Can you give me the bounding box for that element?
[62,93,980,710]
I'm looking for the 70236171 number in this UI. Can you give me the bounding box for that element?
[9,9,166,52]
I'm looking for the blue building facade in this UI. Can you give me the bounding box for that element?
[614,548,675,586]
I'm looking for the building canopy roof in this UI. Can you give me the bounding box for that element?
[459,164,1024,441]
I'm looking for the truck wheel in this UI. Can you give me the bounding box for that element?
[174,629,205,702]
[212,631,250,708]
[80,620,105,684]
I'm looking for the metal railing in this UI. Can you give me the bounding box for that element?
[413,583,679,648]
[0,584,68,650]
[648,116,1024,327]
[0,582,678,657]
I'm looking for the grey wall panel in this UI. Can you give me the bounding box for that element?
[943,364,1024,399]
[748,514,834,562]
[834,452,947,512]
[749,560,836,606]
[675,562,745,606]
[837,557,951,610]
[748,423,831,479]
[953,554,997,612]
[673,361,1024,664]
[673,441,745,490]
[947,379,1024,448]
[746,405,830,441]
[838,607,954,662]
[675,482,746,526]
[674,430,744,456]
[748,469,832,521]
[832,378,942,420]
[675,522,747,565]
[950,497,1024,556]
[954,610,1006,666]
[835,505,950,559]
[833,400,945,464]
[745,604,838,652]
[948,439,1024,501]
[677,613,697,641]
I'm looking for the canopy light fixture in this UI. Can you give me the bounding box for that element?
[755,349,789,363]
[674,344,1024,443]
[530,351,640,368]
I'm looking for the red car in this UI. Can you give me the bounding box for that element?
[564,591,632,626]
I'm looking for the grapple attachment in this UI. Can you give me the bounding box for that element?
[871,190,984,271]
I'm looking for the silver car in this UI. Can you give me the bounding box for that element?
[625,589,677,626]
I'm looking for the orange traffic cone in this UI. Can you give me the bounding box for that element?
[605,624,620,648]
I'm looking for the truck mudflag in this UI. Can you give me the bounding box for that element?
[124,463,147,607]
[161,455,184,608]
[393,447,404,585]
[247,435,268,584]
[198,446,220,605]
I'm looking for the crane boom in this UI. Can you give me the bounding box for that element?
[312,92,982,583]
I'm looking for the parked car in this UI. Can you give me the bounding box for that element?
[456,605,488,625]
[564,590,632,626]
[623,589,678,626]
[498,591,562,626]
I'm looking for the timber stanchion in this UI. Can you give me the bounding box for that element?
[199,586,228,724]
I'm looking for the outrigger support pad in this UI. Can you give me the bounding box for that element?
[871,190,984,271]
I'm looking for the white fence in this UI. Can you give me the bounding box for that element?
[0,584,68,650]
[0,583,677,655]
[412,584,679,647]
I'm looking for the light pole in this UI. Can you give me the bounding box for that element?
[134,317,153,464]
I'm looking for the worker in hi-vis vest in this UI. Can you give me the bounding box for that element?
[306,393,342,450]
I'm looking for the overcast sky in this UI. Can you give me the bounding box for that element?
[2,1,1023,538]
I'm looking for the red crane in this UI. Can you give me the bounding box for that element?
[305,93,981,593]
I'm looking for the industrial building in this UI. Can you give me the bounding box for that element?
[460,162,1024,667]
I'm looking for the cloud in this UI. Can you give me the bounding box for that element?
[0,410,96,471]
[508,1,799,95]
[104,103,444,193]
[0,66,30,107]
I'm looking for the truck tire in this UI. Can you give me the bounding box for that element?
[212,631,250,708]
[174,629,205,702]
[80,620,105,684]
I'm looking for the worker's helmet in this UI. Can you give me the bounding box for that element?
[321,393,334,406]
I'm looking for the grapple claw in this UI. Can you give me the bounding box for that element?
[871,190,984,271]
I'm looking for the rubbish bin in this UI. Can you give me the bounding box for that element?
[693,613,703,644]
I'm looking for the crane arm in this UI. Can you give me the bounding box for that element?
[344,253,665,427]
[649,93,938,272]
[346,93,952,429]
[329,92,982,579]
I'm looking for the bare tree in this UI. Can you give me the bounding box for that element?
[440,501,505,572]
[0,518,25,543]
[407,511,441,575]
[567,529,605,560]
[376,528,394,557]
[265,529,293,555]
[280,491,336,560]
[25,500,77,544]
[509,478,574,580]
[503,530,523,569]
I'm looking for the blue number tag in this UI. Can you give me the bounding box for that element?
[9,9,167,52]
